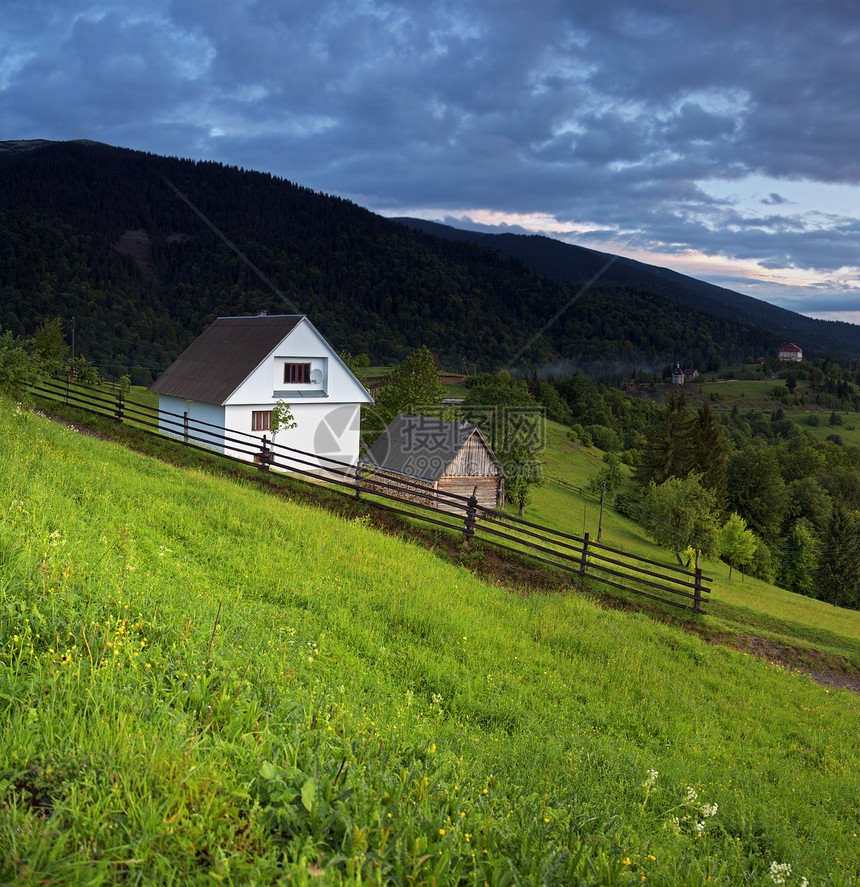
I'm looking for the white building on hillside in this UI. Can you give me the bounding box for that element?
[778,343,803,362]
[149,314,372,471]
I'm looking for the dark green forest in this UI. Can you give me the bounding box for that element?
[0,140,794,384]
[397,218,860,357]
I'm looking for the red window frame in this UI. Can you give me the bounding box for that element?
[251,410,272,431]
[284,362,311,384]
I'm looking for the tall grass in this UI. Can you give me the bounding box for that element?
[1,397,858,885]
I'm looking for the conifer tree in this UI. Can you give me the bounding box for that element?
[777,519,818,597]
[815,505,860,609]
[635,390,693,488]
[691,401,728,510]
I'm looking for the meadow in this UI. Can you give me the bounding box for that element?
[533,421,860,668]
[1,395,859,885]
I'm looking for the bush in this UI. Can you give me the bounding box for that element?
[806,414,820,427]
[585,424,620,451]
[748,539,774,582]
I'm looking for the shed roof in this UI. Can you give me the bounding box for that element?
[362,413,505,483]
[149,315,304,404]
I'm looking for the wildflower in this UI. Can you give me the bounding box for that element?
[685,786,698,803]
[700,803,718,818]
[694,821,705,835]
[432,693,443,705]
[644,768,658,787]
[799,879,808,887]
[439,828,445,836]
[769,862,792,884]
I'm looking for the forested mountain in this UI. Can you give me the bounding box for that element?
[395,218,860,357]
[0,139,834,383]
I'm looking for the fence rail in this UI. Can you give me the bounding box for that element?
[27,376,711,613]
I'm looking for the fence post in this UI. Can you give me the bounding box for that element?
[579,532,590,575]
[65,371,71,406]
[116,390,124,423]
[183,411,189,445]
[693,549,703,613]
[354,463,362,499]
[258,435,271,471]
[463,486,478,542]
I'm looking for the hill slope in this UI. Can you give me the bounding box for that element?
[1,396,858,884]
[0,139,811,382]
[395,217,860,357]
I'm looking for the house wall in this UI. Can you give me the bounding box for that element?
[228,319,370,406]
[443,434,503,478]
[224,402,362,472]
[157,396,226,452]
[437,477,501,513]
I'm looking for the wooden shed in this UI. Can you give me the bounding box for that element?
[361,414,505,514]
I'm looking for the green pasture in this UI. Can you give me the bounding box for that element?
[1,396,858,885]
[529,421,860,665]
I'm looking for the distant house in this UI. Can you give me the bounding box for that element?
[671,363,698,385]
[361,413,506,513]
[149,314,373,470]
[778,343,803,362]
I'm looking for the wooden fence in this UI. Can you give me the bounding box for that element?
[26,376,711,613]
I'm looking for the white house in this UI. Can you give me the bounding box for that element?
[777,343,803,362]
[149,314,373,471]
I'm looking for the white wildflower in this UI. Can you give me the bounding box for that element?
[685,786,698,803]
[694,821,705,835]
[700,802,718,818]
[769,862,792,885]
[431,693,443,705]
[644,768,658,787]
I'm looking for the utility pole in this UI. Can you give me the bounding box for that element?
[598,481,605,541]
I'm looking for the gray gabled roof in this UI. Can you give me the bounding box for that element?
[362,413,504,483]
[149,315,304,404]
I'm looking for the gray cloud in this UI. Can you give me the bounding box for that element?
[3,0,860,319]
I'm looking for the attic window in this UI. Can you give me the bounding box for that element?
[251,410,272,431]
[284,362,311,384]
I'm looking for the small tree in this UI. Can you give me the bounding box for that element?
[504,441,544,517]
[370,345,444,437]
[586,453,624,501]
[271,401,297,443]
[0,328,34,394]
[31,317,69,376]
[718,512,758,579]
[639,473,719,564]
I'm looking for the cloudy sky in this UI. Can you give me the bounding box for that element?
[4,0,860,322]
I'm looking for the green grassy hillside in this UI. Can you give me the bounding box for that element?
[530,420,860,666]
[1,397,858,885]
